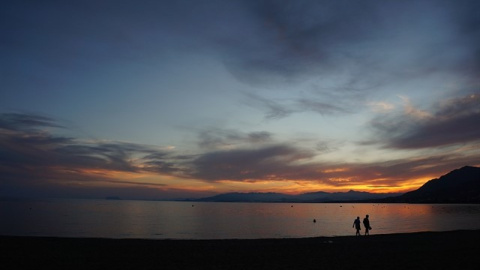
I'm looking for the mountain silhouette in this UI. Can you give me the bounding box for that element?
[195,190,401,203]
[381,166,480,203]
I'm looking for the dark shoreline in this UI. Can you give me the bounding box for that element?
[2,230,480,269]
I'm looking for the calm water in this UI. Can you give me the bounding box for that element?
[1,199,479,239]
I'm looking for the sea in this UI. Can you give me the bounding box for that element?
[1,199,479,239]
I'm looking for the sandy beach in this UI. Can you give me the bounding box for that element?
[2,230,479,270]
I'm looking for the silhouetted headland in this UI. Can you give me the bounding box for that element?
[377,166,480,203]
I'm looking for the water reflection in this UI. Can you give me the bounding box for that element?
[1,200,479,239]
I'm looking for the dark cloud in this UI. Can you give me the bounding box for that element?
[188,140,480,191]
[220,0,379,84]
[219,1,461,83]
[242,92,295,119]
[297,98,349,115]
[52,143,147,172]
[243,91,353,119]
[248,131,272,143]
[197,128,274,149]
[370,94,480,149]
[315,140,343,153]
[448,0,480,79]
[0,113,63,131]
[141,152,184,175]
[0,113,183,197]
[190,144,318,181]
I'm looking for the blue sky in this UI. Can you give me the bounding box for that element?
[1,0,479,200]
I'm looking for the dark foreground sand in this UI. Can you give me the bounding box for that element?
[2,230,479,270]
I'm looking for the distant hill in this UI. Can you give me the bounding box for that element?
[380,166,480,203]
[296,190,403,202]
[197,192,296,202]
[195,190,402,203]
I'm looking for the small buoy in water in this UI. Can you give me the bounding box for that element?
[313,219,316,223]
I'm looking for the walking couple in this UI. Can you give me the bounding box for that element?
[353,215,371,236]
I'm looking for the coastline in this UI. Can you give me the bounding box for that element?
[2,230,479,269]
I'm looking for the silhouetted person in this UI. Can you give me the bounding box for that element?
[363,215,371,235]
[353,216,361,236]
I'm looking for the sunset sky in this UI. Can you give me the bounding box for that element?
[1,0,479,200]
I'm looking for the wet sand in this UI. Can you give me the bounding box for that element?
[2,230,479,269]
